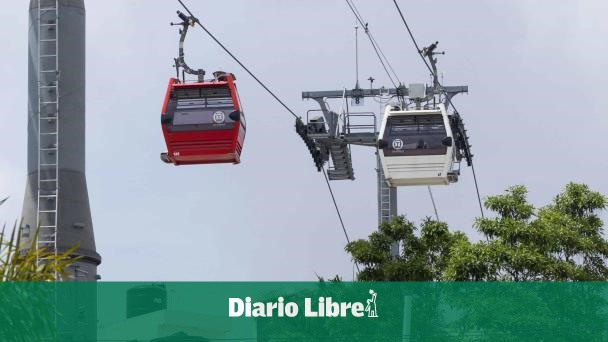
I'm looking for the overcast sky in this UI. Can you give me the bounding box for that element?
[1,0,607,281]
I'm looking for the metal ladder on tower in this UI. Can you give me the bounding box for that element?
[376,153,399,257]
[377,155,396,224]
[36,0,60,270]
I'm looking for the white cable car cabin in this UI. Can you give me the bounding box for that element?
[378,104,457,187]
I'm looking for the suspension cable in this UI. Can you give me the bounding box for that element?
[345,0,401,88]
[323,167,361,272]
[176,0,362,267]
[427,186,439,221]
[177,0,299,119]
[391,0,433,76]
[471,163,485,218]
[392,0,485,218]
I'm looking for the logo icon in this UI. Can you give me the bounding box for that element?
[392,138,404,150]
[365,289,378,318]
[213,111,226,124]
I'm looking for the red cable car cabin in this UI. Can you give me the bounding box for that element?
[160,73,245,165]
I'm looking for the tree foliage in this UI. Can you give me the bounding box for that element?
[0,198,77,281]
[346,183,608,281]
[0,201,81,341]
[0,221,76,282]
[346,216,464,281]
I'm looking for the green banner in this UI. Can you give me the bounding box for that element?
[0,282,606,341]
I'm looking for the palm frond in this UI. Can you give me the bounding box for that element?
[1,221,79,282]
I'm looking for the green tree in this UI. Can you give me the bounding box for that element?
[346,216,464,281]
[346,183,608,282]
[445,183,608,281]
[341,184,608,340]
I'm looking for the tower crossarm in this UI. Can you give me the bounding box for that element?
[302,85,467,102]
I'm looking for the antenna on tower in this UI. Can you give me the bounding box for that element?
[354,22,360,89]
